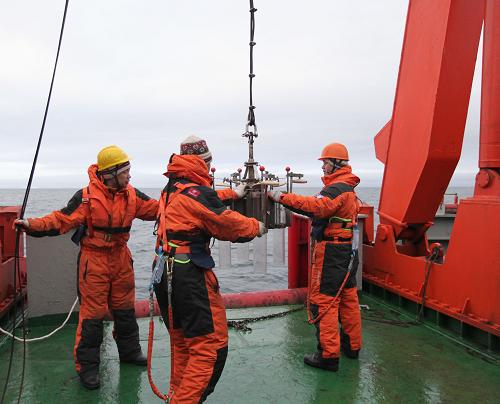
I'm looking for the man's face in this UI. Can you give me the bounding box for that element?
[321,159,334,175]
[116,167,131,188]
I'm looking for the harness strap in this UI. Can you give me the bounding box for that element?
[86,229,128,243]
[328,216,354,230]
[123,187,137,226]
[322,236,353,243]
[166,231,208,243]
[81,187,136,241]
[157,181,199,248]
[82,187,94,238]
[93,225,131,234]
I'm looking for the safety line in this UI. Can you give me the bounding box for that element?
[0,297,78,342]
[1,2,70,403]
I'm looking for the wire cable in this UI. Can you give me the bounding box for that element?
[247,0,257,129]
[417,246,442,322]
[0,2,70,403]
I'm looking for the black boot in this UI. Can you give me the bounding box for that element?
[340,329,360,359]
[120,351,147,366]
[79,369,100,390]
[76,318,103,389]
[113,309,147,366]
[303,352,339,371]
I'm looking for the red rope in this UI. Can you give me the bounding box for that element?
[306,254,354,325]
[147,294,174,402]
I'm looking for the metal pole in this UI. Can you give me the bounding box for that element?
[480,0,500,169]
[253,234,267,274]
[218,240,231,270]
[272,228,285,266]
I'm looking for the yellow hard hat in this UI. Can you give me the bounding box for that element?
[318,143,349,161]
[97,145,130,171]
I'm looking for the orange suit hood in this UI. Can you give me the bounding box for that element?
[88,164,109,193]
[322,165,360,188]
[164,154,212,187]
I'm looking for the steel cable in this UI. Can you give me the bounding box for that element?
[417,247,442,322]
[0,2,70,403]
[227,306,303,332]
[247,0,257,129]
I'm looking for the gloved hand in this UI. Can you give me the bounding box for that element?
[268,190,283,203]
[234,183,249,199]
[13,219,30,231]
[257,221,268,237]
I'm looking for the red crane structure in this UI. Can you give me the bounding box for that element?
[363,0,500,345]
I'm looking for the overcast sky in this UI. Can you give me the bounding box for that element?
[0,0,483,188]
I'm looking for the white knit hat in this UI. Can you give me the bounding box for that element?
[180,135,212,164]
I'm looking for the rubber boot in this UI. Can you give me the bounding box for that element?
[340,328,360,359]
[79,371,100,390]
[303,352,339,371]
[76,319,103,389]
[113,308,147,366]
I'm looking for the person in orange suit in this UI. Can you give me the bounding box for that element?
[15,145,158,390]
[269,142,361,372]
[153,135,266,403]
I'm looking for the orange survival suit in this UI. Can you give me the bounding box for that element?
[279,165,362,362]
[26,164,158,378]
[154,154,260,404]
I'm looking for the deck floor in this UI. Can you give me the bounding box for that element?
[1,295,499,403]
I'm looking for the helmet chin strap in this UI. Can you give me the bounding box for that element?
[324,159,342,175]
[101,167,124,190]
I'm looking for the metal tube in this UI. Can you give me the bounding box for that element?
[253,233,267,273]
[218,240,232,270]
[480,0,500,169]
[272,228,285,266]
[134,288,307,317]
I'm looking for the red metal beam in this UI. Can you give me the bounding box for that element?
[480,0,500,170]
[363,206,500,337]
[364,1,500,337]
[476,0,500,198]
[378,0,484,238]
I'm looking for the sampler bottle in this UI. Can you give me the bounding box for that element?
[352,224,359,252]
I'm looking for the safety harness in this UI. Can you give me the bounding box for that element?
[80,185,137,243]
[82,187,94,237]
[307,183,359,324]
[311,183,356,243]
[147,179,208,402]
[155,181,199,250]
[147,241,179,403]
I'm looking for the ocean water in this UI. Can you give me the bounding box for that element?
[0,186,473,299]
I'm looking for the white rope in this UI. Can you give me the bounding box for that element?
[0,297,78,342]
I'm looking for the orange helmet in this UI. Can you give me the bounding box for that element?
[318,143,349,161]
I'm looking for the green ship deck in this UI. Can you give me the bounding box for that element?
[1,295,499,403]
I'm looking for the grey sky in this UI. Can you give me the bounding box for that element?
[0,1,482,188]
